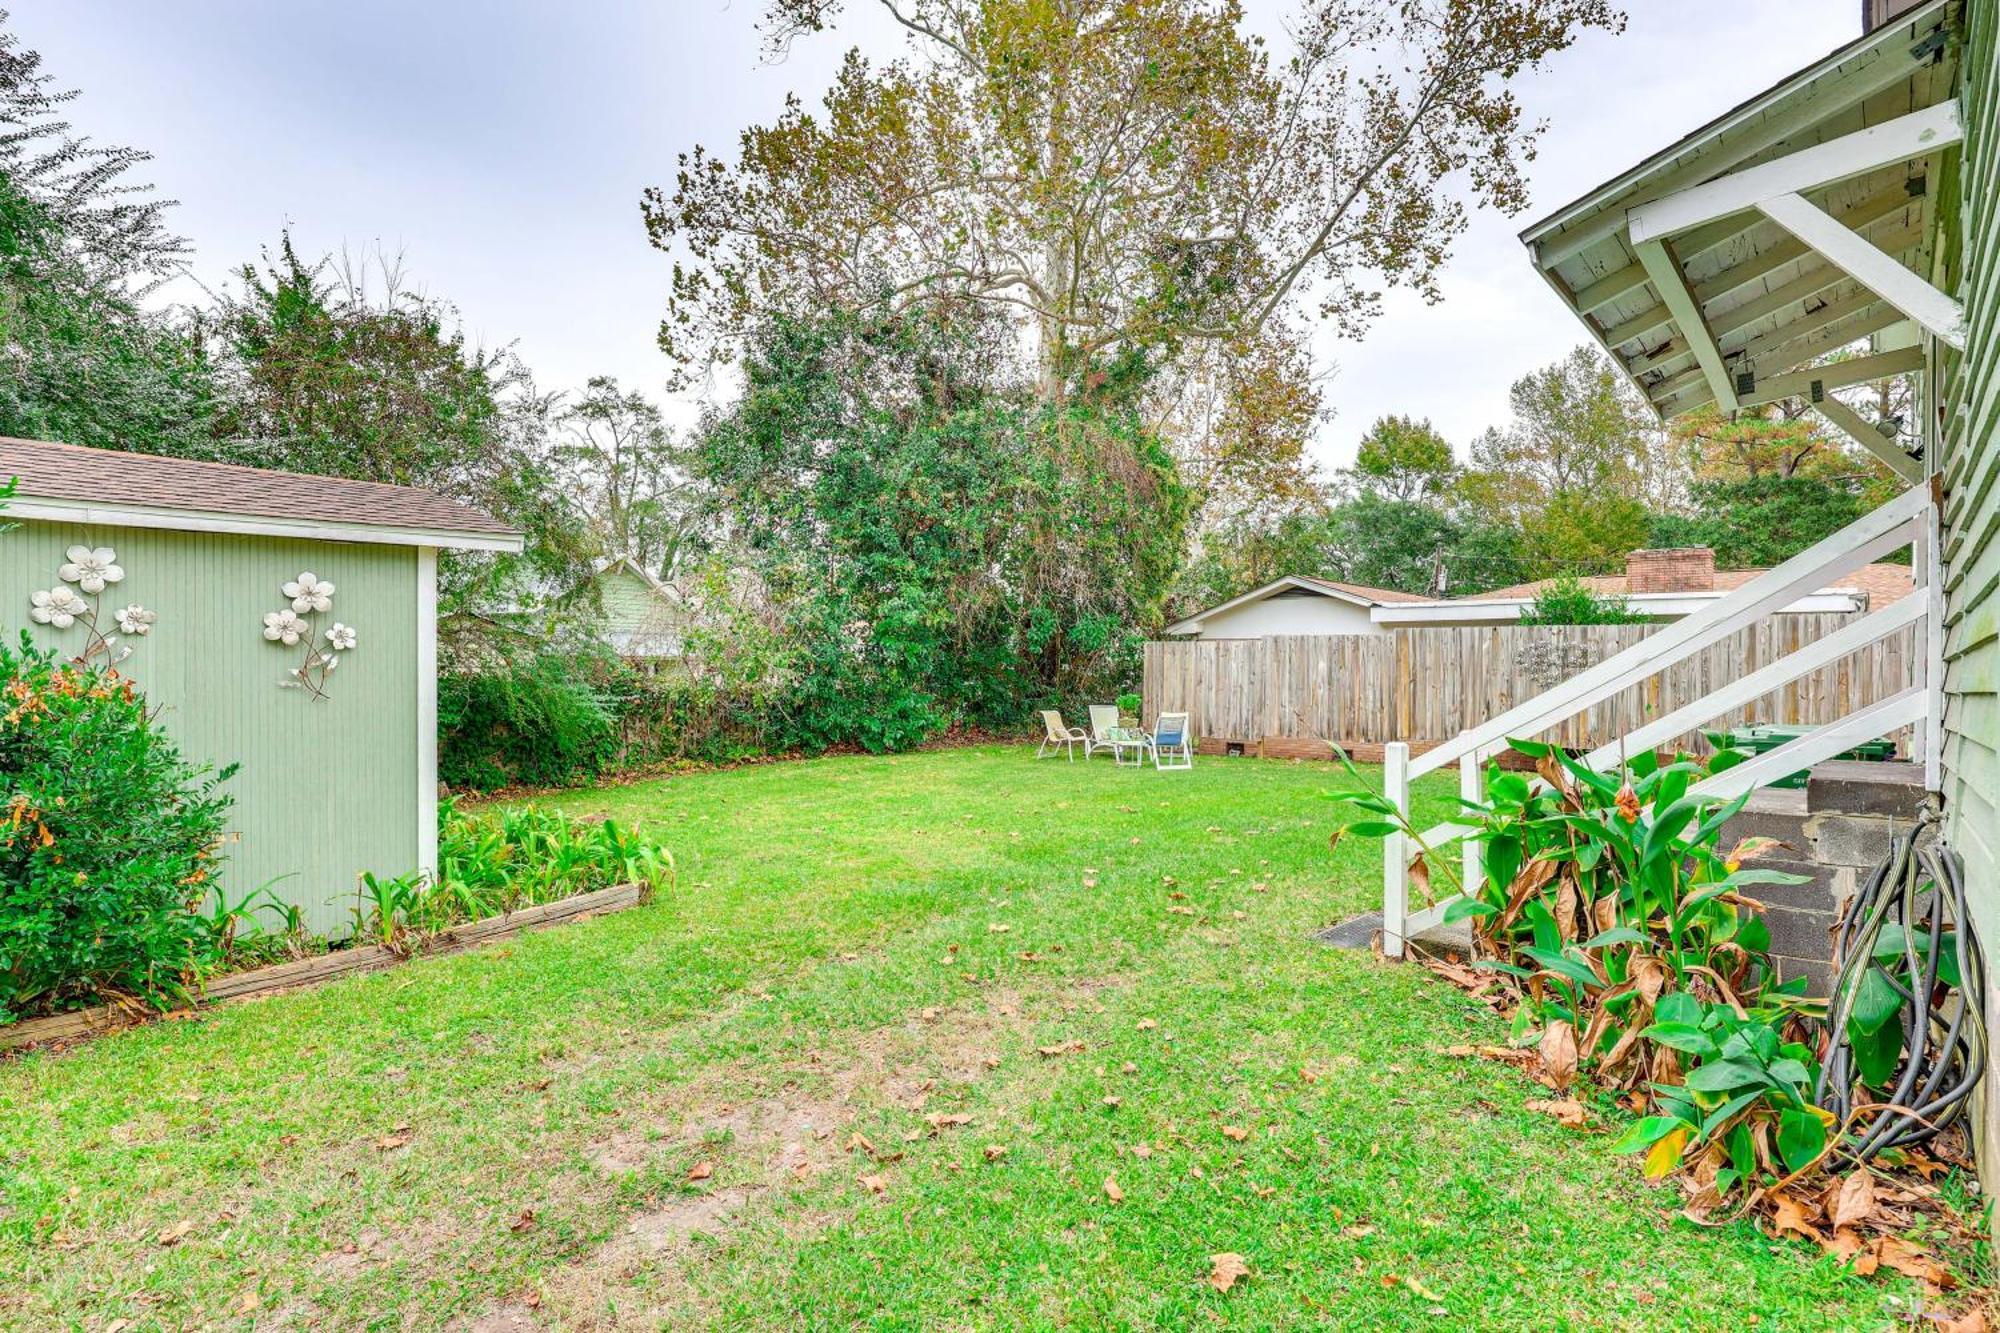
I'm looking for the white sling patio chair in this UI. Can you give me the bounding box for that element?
[1150,712,1193,770]
[1085,704,1122,760]
[1037,709,1089,760]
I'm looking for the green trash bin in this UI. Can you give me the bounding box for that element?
[1718,724,1898,789]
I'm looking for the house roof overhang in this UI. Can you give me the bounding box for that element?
[1164,575,1389,636]
[1519,0,1959,451]
[1370,588,1866,627]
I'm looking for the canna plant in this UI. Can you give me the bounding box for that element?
[1335,736,1825,1203]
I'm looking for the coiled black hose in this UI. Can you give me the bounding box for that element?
[1817,813,1987,1162]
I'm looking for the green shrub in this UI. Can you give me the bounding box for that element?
[0,638,234,1020]
[439,653,621,791]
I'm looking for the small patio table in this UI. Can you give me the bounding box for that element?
[1105,725,1151,767]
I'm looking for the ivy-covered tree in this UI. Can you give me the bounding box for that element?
[690,308,1190,750]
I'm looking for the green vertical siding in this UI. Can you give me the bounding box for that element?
[0,520,419,936]
[1944,2,1999,937]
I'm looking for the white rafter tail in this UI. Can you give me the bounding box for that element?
[1626,100,1962,246]
[1754,191,1966,350]
[1812,395,1923,484]
[1635,239,1739,412]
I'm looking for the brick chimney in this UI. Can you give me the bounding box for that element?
[1625,547,1716,595]
[1862,0,1927,34]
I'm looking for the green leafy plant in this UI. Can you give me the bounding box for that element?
[1335,737,1824,1203]
[0,637,234,1019]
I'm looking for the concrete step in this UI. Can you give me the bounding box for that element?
[1807,759,1926,818]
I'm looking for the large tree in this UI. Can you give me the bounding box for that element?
[207,237,593,662]
[647,0,1620,496]
[551,376,697,578]
[0,15,215,455]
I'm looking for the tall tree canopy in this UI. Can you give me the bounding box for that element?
[647,0,1621,501]
[1350,413,1456,501]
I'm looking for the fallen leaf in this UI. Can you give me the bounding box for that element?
[1220,1125,1250,1142]
[983,1145,1008,1162]
[234,1289,259,1315]
[1524,1098,1588,1129]
[987,923,1010,934]
[1873,1235,1953,1288]
[374,1126,415,1152]
[1829,1171,1876,1231]
[1393,1274,1442,1302]
[857,1173,887,1195]
[1339,1223,1375,1240]
[1769,1191,1824,1244]
[1137,1018,1159,1031]
[1167,905,1195,916]
[1936,1310,1991,1333]
[508,1209,537,1232]
[1130,1143,1153,1159]
[926,1112,974,1131]
[844,1133,876,1157]
[155,1219,198,1247]
[1102,1096,1122,1109]
[1208,1252,1251,1293]
[688,1160,715,1181]
[1103,1175,1124,1203]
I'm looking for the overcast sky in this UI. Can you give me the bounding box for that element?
[14,1,1860,468]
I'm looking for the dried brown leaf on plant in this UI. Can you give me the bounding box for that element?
[1537,1020,1579,1091]
[1208,1252,1251,1293]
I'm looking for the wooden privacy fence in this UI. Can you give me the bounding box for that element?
[1141,615,1918,756]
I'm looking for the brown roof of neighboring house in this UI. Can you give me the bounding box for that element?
[1462,563,1915,607]
[1293,575,1432,604]
[0,436,517,539]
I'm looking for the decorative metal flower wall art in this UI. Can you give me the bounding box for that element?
[27,544,153,667]
[263,571,358,700]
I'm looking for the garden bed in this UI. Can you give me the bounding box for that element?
[0,880,647,1053]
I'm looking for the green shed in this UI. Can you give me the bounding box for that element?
[586,555,685,665]
[0,437,522,935]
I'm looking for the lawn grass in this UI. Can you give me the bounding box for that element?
[0,745,1920,1330]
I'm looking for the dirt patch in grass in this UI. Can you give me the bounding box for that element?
[530,976,1129,1329]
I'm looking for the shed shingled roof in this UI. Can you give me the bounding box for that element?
[0,437,517,539]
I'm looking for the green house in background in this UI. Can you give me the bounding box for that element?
[0,437,522,935]
[585,555,685,667]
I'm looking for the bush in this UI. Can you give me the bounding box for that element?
[0,638,234,1019]
[439,653,622,791]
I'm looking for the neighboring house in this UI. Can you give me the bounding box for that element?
[0,436,522,935]
[1164,575,1430,639]
[1371,547,1915,627]
[587,556,684,664]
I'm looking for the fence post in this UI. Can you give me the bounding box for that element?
[1459,737,1483,908]
[1382,741,1410,959]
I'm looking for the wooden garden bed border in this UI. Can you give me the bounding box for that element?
[0,881,647,1053]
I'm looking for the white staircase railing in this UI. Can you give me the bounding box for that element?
[1381,482,1941,957]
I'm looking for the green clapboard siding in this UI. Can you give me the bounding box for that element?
[1945,3,2000,938]
[1944,0,2000,1190]
[594,566,682,657]
[0,520,419,937]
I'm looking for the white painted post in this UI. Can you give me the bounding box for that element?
[1459,740,1483,908]
[1918,474,1945,792]
[1382,741,1410,959]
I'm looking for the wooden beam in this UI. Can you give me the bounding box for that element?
[1737,346,1927,408]
[1635,239,1738,411]
[1628,101,1961,244]
[1814,396,1924,484]
[1756,190,1965,349]
[1598,207,1922,351]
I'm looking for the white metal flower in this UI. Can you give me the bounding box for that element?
[326,622,358,652]
[262,608,309,645]
[283,572,335,614]
[29,586,89,628]
[57,545,123,594]
[115,605,158,635]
